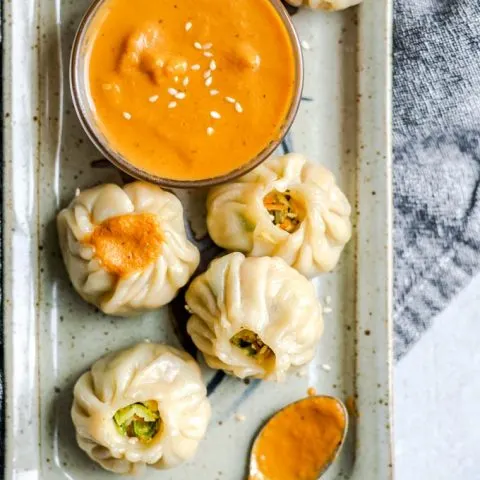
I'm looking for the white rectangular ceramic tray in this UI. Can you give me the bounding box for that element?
[3,0,393,478]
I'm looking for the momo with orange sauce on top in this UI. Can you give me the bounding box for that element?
[56,182,200,316]
[85,0,297,181]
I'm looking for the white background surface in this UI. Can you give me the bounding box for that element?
[395,273,480,479]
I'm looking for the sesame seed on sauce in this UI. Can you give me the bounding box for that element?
[174,62,187,70]
[122,111,132,120]
[235,102,243,113]
[210,111,221,119]
[191,64,201,71]
[168,88,178,96]
[205,77,213,87]
[203,51,214,58]
[207,127,215,136]
[194,42,202,50]
[203,42,213,50]
[204,70,212,79]
[168,101,177,109]
[185,21,192,32]
[210,89,219,96]
[149,95,159,103]
[175,92,186,100]
[225,96,235,104]
[173,76,179,83]
[183,77,189,86]
[210,60,217,71]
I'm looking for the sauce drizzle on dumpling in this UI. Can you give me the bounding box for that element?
[86,213,163,277]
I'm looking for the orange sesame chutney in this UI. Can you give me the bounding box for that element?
[250,397,347,480]
[87,213,163,277]
[86,0,296,181]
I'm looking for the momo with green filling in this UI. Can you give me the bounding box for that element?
[206,154,352,279]
[71,343,211,475]
[186,253,324,381]
[113,401,161,443]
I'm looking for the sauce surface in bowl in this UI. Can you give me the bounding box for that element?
[85,0,297,181]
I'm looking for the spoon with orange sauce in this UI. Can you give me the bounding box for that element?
[249,396,349,480]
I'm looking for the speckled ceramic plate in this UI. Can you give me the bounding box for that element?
[3,0,393,478]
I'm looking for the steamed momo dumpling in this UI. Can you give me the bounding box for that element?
[206,154,351,278]
[285,0,362,10]
[186,253,324,381]
[57,182,199,316]
[72,343,211,475]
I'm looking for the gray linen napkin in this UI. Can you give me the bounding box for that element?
[393,0,480,358]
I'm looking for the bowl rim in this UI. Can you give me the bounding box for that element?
[70,0,304,189]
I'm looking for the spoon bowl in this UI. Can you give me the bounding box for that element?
[249,395,349,480]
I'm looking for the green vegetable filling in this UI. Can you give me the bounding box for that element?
[113,401,161,443]
[263,190,304,233]
[230,329,275,366]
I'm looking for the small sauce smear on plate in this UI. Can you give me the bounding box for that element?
[86,0,296,180]
[307,386,317,397]
[86,213,163,276]
[250,396,347,480]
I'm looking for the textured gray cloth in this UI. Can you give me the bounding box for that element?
[393,0,480,358]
